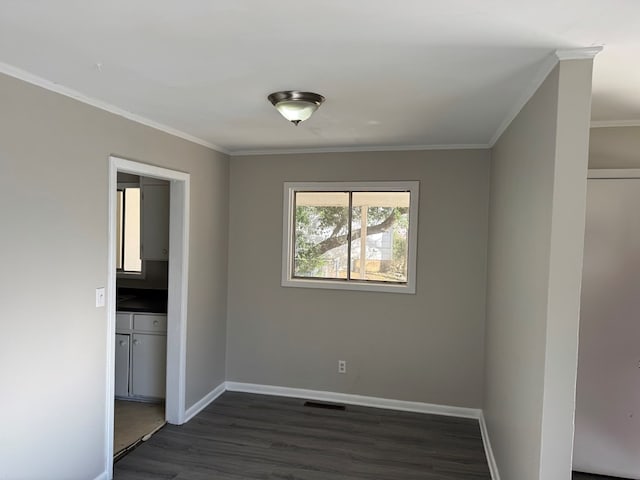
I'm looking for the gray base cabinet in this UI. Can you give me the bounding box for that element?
[131,333,167,398]
[115,312,167,400]
[114,334,130,398]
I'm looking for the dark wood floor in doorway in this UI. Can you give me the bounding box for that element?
[115,391,491,479]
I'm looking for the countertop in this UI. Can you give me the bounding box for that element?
[116,288,167,314]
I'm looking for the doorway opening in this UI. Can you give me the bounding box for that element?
[106,156,190,478]
[573,168,640,479]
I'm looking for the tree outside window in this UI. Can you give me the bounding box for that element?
[282,182,419,294]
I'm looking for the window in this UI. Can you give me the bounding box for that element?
[116,186,142,274]
[282,182,419,293]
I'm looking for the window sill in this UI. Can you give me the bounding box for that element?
[117,271,145,280]
[281,277,415,294]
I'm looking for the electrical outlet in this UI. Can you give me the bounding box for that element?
[338,360,347,374]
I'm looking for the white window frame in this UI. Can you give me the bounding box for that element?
[282,181,419,294]
[116,181,145,278]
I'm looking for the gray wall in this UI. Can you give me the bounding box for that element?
[117,260,169,290]
[227,150,490,408]
[589,126,640,169]
[483,59,594,480]
[0,73,229,480]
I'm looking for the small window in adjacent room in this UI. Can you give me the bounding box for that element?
[282,181,419,293]
[116,186,142,274]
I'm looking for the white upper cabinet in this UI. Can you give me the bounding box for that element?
[141,178,169,261]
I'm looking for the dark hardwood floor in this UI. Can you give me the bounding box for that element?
[115,391,491,479]
[573,473,629,480]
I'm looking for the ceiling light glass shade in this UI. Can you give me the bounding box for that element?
[268,91,325,125]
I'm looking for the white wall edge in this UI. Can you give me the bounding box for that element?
[170,174,190,426]
[104,159,118,480]
[555,47,603,61]
[588,168,640,179]
[479,412,501,480]
[225,382,482,419]
[92,472,109,480]
[488,53,559,147]
[184,382,227,423]
[591,119,640,128]
[0,61,229,155]
[230,143,490,157]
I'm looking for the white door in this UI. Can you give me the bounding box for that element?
[574,178,640,479]
[114,334,130,398]
[131,333,167,399]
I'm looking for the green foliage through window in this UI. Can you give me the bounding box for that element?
[293,191,410,283]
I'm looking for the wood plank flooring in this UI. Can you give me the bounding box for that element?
[573,473,629,480]
[115,392,491,479]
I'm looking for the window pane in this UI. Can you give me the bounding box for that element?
[123,188,142,272]
[294,192,349,279]
[350,192,410,283]
[116,190,123,270]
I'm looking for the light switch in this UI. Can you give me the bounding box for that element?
[96,287,105,307]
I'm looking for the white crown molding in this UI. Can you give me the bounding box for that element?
[230,143,490,156]
[7,53,611,158]
[0,61,490,156]
[184,381,226,423]
[555,46,603,60]
[489,52,559,147]
[479,412,501,480]
[225,381,482,419]
[489,46,604,147]
[0,61,229,155]
[591,119,640,128]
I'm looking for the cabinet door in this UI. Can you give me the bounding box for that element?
[141,184,169,261]
[131,333,166,399]
[114,334,130,398]
[116,313,132,331]
[133,314,167,333]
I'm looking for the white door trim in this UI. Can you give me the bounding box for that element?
[106,156,190,478]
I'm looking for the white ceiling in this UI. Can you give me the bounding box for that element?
[0,0,638,154]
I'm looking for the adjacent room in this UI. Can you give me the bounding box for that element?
[1,2,639,480]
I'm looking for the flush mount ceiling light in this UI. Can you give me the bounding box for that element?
[268,91,325,126]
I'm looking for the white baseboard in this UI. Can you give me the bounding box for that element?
[183,381,226,423]
[479,412,500,480]
[225,381,481,419]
